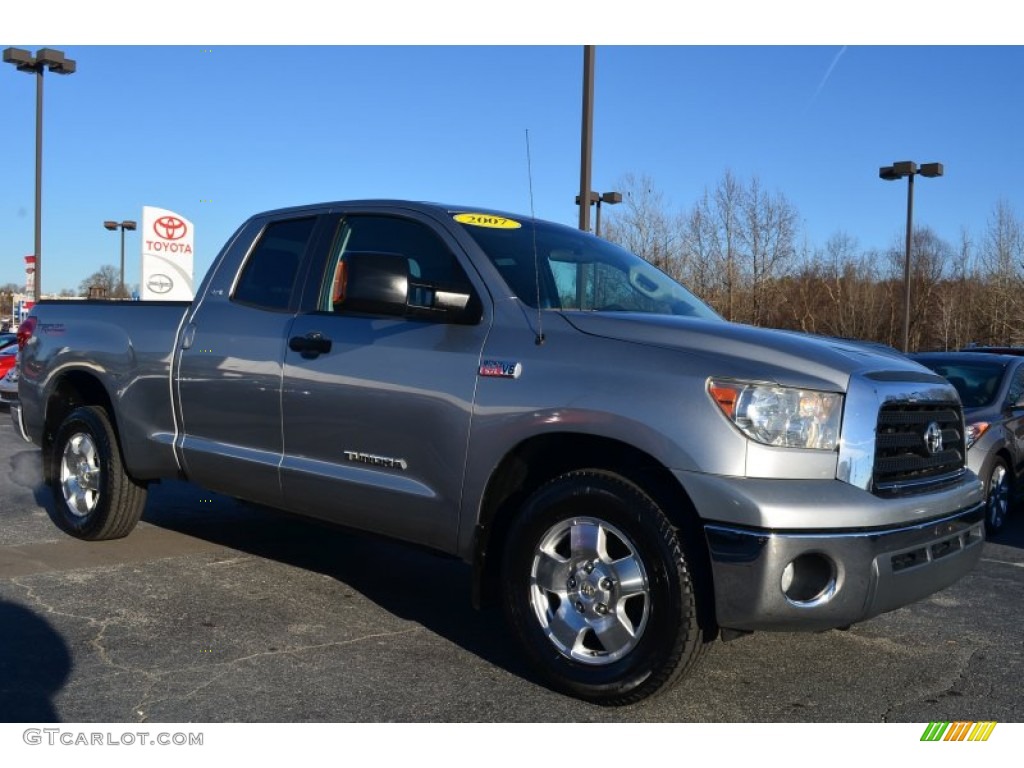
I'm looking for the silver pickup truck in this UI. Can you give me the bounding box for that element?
[11,200,985,704]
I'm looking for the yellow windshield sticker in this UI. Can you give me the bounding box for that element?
[454,213,521,229]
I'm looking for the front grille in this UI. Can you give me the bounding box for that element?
[872,403,965,495]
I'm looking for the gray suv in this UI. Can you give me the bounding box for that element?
[912,351,1024,533]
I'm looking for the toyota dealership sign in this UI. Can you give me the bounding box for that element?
[140,206,195,300]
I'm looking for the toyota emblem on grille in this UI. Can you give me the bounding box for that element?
[924,421,943,454]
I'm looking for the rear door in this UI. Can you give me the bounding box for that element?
[280,209,490,551]
[176,214,324,505]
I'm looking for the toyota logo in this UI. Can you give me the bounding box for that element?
[923,422,944,455]
[153,216,188,240]
[147,274,173,294]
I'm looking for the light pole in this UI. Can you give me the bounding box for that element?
[578,45,595,233]
[3,47,77,303]
[575,191,623,237]
[879,160,944,352]
[103,220,137,299]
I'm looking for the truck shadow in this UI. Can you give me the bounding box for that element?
[988,508,1024,548]
[139,480,538,690]
[19,456,540,692]
[0,600,71,722]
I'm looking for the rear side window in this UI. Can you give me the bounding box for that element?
[233,217,317,310]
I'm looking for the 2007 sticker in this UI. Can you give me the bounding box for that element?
[454,213,521,229]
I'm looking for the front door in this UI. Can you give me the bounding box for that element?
[280,212,489,551]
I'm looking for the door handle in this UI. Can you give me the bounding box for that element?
[289,332,333,358]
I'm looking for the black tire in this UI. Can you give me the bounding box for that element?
[502,469,709,705]
[984,458,1012,535]
[48,405,146,541]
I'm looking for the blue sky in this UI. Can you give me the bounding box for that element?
[2,7,1020,294]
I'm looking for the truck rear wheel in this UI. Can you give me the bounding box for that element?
[49,405,146,541]
[502,470,708,705]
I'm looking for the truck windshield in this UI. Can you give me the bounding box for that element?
[456,214,721,320]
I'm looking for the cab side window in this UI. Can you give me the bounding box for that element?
[319,215,476,317]
[233,217,317,311]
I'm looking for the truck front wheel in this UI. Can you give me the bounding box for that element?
[49,405,147,541]
[502,470,708,705]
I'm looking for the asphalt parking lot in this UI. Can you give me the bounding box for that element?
[1,414,1021,723]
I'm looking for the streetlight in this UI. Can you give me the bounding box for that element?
[878,160,944,352]
[103,220,137,299]
[575,191,623,237]
[578,45,595,233]
[3,47,77,303]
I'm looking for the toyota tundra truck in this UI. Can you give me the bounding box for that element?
[10,200,986,704]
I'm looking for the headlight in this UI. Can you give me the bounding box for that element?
[965,421,989,450]
[709,379,843,450]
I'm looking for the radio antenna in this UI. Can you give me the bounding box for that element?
[525,129,545,345]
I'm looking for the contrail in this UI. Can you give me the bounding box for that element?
[808,46,847,109]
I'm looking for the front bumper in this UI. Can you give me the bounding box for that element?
[704,502,985,631]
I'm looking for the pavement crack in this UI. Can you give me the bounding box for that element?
[230,625,423,665]
[880,645,988,722]
[11,576,102,625]
[12,575,163,721]
[130,626,424,720]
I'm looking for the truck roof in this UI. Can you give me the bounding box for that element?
[252,199,537,223]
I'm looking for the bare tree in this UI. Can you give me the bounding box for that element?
[680,200,719,301]
[977,199,1024,344]
[711,171,744,320]
[881,227,953,350]
[601,173,685,280]
[739,177,798,325]
[79,265,127,299]
[1,282,21,322]
[933,229,978,350]
[596,170,1024,351]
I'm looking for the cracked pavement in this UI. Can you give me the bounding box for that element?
[1,416,1022,722]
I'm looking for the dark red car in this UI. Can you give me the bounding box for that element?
[0,343,17,382]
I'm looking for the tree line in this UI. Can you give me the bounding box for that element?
[602,172,1024,352]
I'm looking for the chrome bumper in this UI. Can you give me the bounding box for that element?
[705,502,985,631]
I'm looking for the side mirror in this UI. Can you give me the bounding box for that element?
[407,283,481,324]
[340,251,482,324]
[341,251,409,316]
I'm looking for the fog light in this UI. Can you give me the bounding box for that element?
[781,553,837,606]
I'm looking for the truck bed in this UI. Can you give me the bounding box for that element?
[19,300,191,481]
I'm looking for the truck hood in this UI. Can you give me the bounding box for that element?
[560,312,937,392]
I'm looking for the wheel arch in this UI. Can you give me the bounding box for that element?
[980,446,1013,488]
[471,432,716,633]
[42,371,121,481]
